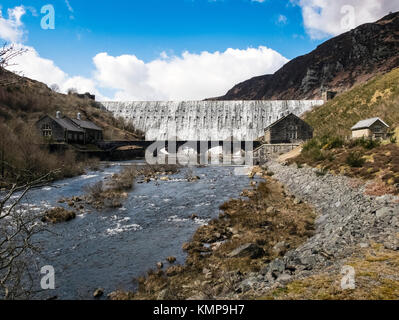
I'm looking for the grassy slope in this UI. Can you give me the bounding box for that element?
[0,69,143,141]
[303,67,399,138]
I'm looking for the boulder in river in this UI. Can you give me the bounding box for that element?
[93,288,104,298]
[166,256,177,264]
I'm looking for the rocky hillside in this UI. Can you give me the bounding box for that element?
[212,11,399,101]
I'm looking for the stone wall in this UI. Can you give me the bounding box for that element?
[254,144,299,164]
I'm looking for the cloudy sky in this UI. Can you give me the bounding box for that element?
[1,0,398,101]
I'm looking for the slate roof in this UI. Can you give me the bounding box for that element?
[47,116,85,133]
[351,118,389,130]
[265,113,310,131]
[69,118,103,131]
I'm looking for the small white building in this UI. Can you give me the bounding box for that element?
[351,117,389,140]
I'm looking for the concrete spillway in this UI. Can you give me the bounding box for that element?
[100,100,324,141]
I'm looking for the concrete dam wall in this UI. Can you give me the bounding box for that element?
[100,100,324,141]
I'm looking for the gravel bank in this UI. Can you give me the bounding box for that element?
[231,161,399,297]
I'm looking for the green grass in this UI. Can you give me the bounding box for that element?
[304,67,399,138]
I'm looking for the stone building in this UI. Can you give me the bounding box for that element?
[351,117,389,140]
[36,112,103,144]
[263,113,313,144]
[69,113,103,143]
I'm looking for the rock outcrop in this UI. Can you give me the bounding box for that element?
[212,12,399,101]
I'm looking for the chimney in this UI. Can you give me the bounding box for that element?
[77,113,81,120]
[56,111,61,119]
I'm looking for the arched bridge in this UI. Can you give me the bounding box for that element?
[97,140,262,153]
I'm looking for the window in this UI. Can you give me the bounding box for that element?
[42,124,52,137]
[287,125,298,140]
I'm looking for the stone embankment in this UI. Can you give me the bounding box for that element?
[232,160,399,297]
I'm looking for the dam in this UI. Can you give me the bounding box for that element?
[100,100,324,141]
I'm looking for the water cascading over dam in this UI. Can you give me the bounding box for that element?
[100,100,324,141]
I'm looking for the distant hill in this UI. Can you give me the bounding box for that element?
[0,68,143,141]
[303,67,399,137]
[211,11,399,101]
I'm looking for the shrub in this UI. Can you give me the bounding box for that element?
[346,152,365,167]
[323,136,344,150]
[84,181,104,200]
[350,137,380,150]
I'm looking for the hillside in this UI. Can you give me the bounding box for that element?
[0,68,143,187]
[212,11,399,101]
[303,67,399,137]
[0,68,143,141]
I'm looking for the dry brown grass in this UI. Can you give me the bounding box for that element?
[110,170,316,300]
[41,207,76,224]
[303,67,399,137]
[291,140,399,195]
[262,242,399,300]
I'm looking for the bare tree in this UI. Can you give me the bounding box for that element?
[50,84,60,93]
[0,43,28,86]
[0,172,56,299]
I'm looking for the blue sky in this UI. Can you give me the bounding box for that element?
[1,0,398,100]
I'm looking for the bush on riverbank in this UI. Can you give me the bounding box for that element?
[292,136,399,194]
[0,120,101,188]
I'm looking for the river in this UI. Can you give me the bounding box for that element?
[14,162,258,300]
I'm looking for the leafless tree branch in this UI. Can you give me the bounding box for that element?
[0,170,59,299]
[0,42,28,87]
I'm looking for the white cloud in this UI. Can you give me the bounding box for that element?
[9,45,107,100]
[93,47,288,101]
[1,5,289,101]
[294,0,399,39]
[9,45,288,101]
[0,6,26,42]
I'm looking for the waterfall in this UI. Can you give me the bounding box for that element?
[99,100,324,141]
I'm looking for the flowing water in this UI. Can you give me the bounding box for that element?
[12,162,260,299]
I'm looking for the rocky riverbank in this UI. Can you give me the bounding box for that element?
[238,160,399,299]
[110,161,399,300]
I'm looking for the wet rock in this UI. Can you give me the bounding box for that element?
[157,262,164,269]
[228,243,265,259]
[191,214,198,220]
[93,288,104,298]
[166,256,177,264]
